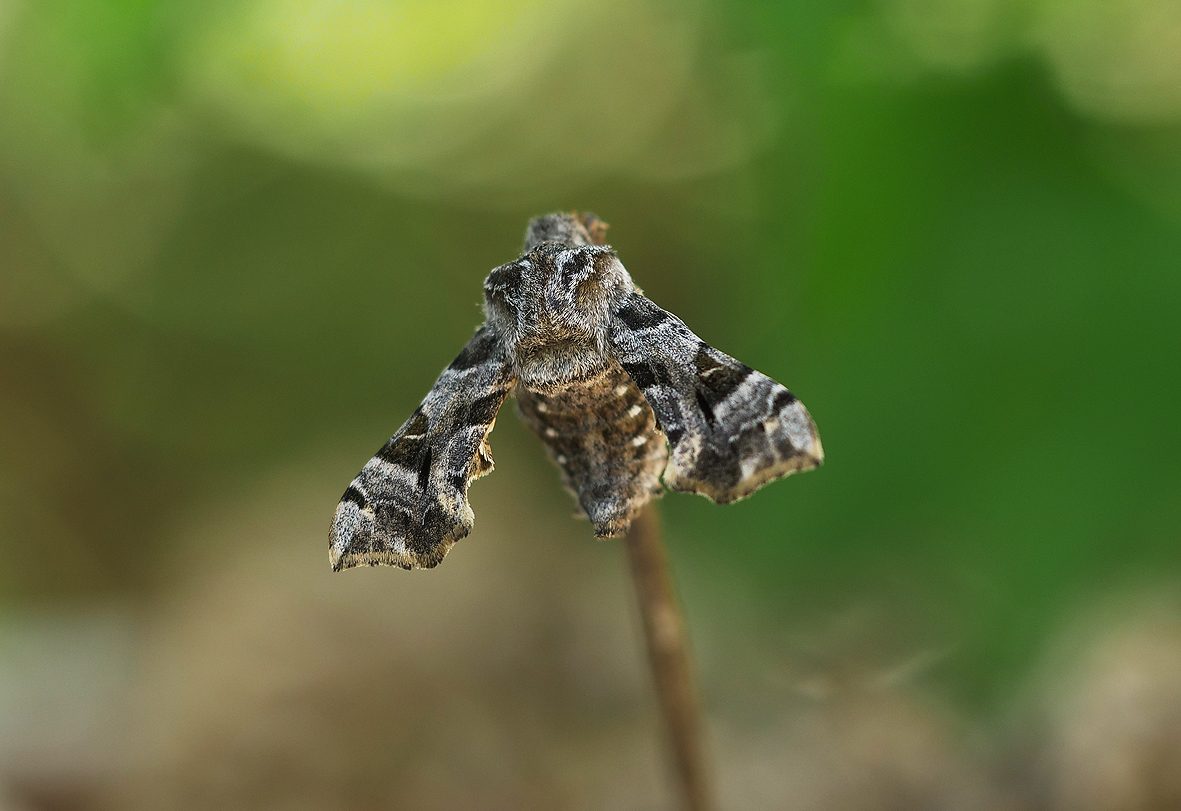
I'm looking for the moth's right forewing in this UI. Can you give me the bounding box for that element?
[609,292,822,504]
[329,326,516,571]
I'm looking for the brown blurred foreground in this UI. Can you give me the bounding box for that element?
[1,458,1178,810]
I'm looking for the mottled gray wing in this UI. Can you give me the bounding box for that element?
[329,326,516,571]
[609,292,823,503]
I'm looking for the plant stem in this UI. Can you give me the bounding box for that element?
[580,213,713,808]
[625,506,714,811]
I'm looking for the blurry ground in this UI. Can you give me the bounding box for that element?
[2,459,1180,809]
[3,1,1181,809]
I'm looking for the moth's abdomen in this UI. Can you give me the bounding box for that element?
[518,362,668,537]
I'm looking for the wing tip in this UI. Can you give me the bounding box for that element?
[692,454,823,505]
[328,503,471,572]
[328,544,453,572]
[663,420,824,505]
[329,548,427,572]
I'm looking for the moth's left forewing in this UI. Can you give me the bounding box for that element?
[329,326,515,571]
[689,343,824,501]
[609,292,822,504]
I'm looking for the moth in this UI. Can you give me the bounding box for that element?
[330,212,823,571]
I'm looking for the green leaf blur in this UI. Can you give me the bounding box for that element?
[2,1,1180,806]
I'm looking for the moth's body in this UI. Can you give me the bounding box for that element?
[518,361,667,537]
[330,213,823,571]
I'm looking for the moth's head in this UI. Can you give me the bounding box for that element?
[483,243,635,388]
[522,211,608,251]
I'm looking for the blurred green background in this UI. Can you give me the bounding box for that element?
[2,1,1180,808]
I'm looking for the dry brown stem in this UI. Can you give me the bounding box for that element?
[625,507,714,811]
